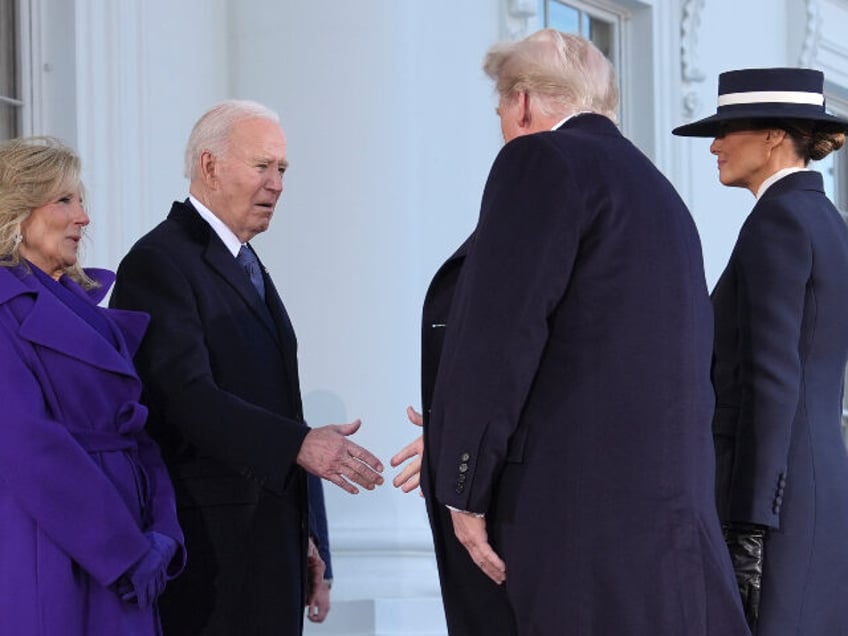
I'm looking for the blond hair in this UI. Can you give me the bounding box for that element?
[0,136,96,288]
[483,29,619,123]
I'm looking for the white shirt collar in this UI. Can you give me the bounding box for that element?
[188,194,243,257]
[551,110,592,131]
[756,167,808,200]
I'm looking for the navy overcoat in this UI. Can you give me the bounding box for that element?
[420,236,518,635]
[712,170,848,635]
[111,201,310,635]
[426,114,750,635]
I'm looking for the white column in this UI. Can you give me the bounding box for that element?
[73,0,150,272]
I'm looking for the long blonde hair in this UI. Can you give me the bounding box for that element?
[0,136,96,289]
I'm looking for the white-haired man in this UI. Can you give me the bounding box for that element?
[112,100,383,635]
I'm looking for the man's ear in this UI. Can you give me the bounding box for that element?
[199,150,218,186]
[516,91,532,130]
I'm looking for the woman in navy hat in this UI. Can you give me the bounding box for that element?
[674,68,848,636]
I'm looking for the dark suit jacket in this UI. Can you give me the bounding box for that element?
[426,115,750,634]
[712,170,848,635]
[111,200,310,635]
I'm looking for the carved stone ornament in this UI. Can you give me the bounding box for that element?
[681,0,706,117]
[504,0,539,40]
[798,0,821,68]
[681,0,706,83]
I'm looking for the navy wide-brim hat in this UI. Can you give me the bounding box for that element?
[673,67,848,137]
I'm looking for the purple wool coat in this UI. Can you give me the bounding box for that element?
[0,265,185,636]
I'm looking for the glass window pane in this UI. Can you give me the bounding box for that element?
[587,17,613,59]
[0,102,18,140]
[0,0,17,99]
[547,1,580,34]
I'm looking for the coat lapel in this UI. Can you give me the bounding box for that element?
[171,200,293,354]
[9,271,137,377]
[203,239,281,343]
[261,265,297,347]
[426,233,473,301]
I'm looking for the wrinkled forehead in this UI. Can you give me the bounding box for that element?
[227,118,286,156]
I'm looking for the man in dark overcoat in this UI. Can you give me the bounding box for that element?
[422,30,752,635]
[111,100,383,635]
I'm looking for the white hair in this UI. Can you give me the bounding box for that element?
[184,100,280,180]
[483,29,619,123]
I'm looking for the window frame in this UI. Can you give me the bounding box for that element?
[1,0,37,140]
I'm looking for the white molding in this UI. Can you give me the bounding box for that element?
[74,0,149,271]
[331,525,435,554]
[501,0,540,40]
[795,0,848,89]
[18,0,42,135]
[798,0,821,68]
[327,525,442,601]
[681,0,706,82]
[680,0,706,118]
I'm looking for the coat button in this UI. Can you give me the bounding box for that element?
[461,453,470,461]
[459,463,468,473]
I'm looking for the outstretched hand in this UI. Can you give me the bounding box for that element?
[391,406,425,495]
[297,419,384,494]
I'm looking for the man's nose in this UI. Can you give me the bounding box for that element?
[267,171,284,192]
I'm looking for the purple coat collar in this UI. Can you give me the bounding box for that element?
[0,265,149,373]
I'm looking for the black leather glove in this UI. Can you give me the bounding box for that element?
[723,523,767,633]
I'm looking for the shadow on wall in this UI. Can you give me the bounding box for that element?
[303,389,349,429]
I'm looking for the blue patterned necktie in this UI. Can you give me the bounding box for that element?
[237,245,266,301]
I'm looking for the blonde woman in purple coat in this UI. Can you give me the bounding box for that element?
[0,137,185,635]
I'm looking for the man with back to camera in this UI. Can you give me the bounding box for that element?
[111,100,383,635]
[394,30,752,635]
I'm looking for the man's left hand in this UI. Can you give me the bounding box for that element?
[449,509,506,585]
[305,538,330,622]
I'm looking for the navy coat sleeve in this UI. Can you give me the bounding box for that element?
[727,199,811,527]
[430,133,586,512]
